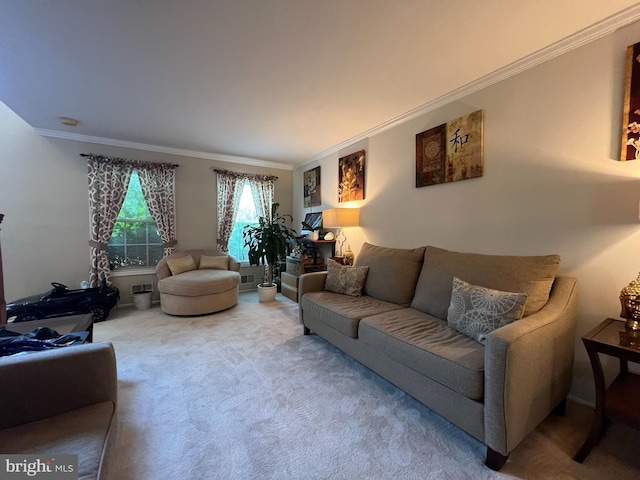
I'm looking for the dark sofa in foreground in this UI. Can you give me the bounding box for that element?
[299,243,578,470]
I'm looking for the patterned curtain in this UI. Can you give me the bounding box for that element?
[249,175,275,220]
[215,170,278,252]
[87,156,134,287]
[216,171,245,252]
[137,164,178,257]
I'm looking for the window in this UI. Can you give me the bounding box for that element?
[107,171,163,270]
[226,180,259,262]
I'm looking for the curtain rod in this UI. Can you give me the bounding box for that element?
[80,153,179,168]
[212,167,278,180]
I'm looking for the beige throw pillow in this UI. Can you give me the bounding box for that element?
[324,259,369,297]
[447,277,528,344]
[166,255,197,276]
[199,254,229,270]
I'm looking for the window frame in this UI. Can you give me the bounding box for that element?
[107,171,163,273]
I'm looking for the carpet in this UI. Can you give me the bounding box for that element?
[95,293,640,479]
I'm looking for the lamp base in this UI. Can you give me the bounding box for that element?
[335,228,346,257]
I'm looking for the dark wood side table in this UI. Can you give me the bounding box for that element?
[299,239,336,262]
[574,317,640,462]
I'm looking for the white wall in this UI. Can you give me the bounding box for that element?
[0,104,293,304]
[293,20,640,404]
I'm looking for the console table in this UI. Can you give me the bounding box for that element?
[574,317,640,462]
[299,239,336,263]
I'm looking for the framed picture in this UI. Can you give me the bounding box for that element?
[621,41,640,161]
[338,150,365,202]
[303,166,321,207]
[416,110,484,187]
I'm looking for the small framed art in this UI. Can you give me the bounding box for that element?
[416,110,484,187]
[338,150,365,202]
[303,166,321,207]
[621,41,640,161]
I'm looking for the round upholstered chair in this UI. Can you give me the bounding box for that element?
[156,250,241,315]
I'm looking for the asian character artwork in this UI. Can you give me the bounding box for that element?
[303,166,321,207]
[338,150,365,202]
[621,42,640,161]
[416,110,484,187]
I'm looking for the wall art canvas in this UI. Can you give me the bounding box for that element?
[416,109,484,187]
[621,41,640,161]
[303,166,321,207]
[338,150,365,202]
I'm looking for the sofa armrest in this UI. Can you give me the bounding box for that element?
[483,276,578,456]
[0,342,118,429]
[299,272,327,296]
[228,255,241,272]
[298,272,327,323]
[156,256,172,280]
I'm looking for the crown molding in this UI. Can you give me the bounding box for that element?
[32,4,640,173]
[34,128,294,171]
[297,3,640,168]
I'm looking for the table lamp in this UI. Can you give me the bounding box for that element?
[322,208,360,257]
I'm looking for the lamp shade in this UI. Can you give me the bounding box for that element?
[322,208,360,228]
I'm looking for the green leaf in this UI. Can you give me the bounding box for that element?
[242,203,299,285]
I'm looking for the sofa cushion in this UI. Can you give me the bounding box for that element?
[411,246,560,320]
[359,308,485,400]
[0,401,116,480]
[199,254,229,270]
[354,243,425,306]
[447,277,528,344]
[301,291,403,338]
[166,254,197,275]
[158,269,240,297]
[324,259,369,296]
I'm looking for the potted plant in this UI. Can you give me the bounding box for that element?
[243,203,298,302]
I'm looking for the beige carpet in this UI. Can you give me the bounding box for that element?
[95,293,640,479]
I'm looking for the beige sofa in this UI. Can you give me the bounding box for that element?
[0,342,118,479]
[299,243,578,471]
[156,249,241,316]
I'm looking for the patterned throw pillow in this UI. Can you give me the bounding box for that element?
[166,255,197,276]
[447,277,528,344]
[199,254,229,270]
[324,259,369,297]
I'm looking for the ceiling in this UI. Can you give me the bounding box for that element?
[1,1,640,169]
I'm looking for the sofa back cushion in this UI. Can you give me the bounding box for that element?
[157,250,242,280]
[411,246,560,319]
[354,243,425,306]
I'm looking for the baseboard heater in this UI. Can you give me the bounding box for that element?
[239,266,262,291]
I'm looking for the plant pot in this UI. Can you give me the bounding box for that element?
[133,291,152,310]
[257,284,278,303]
